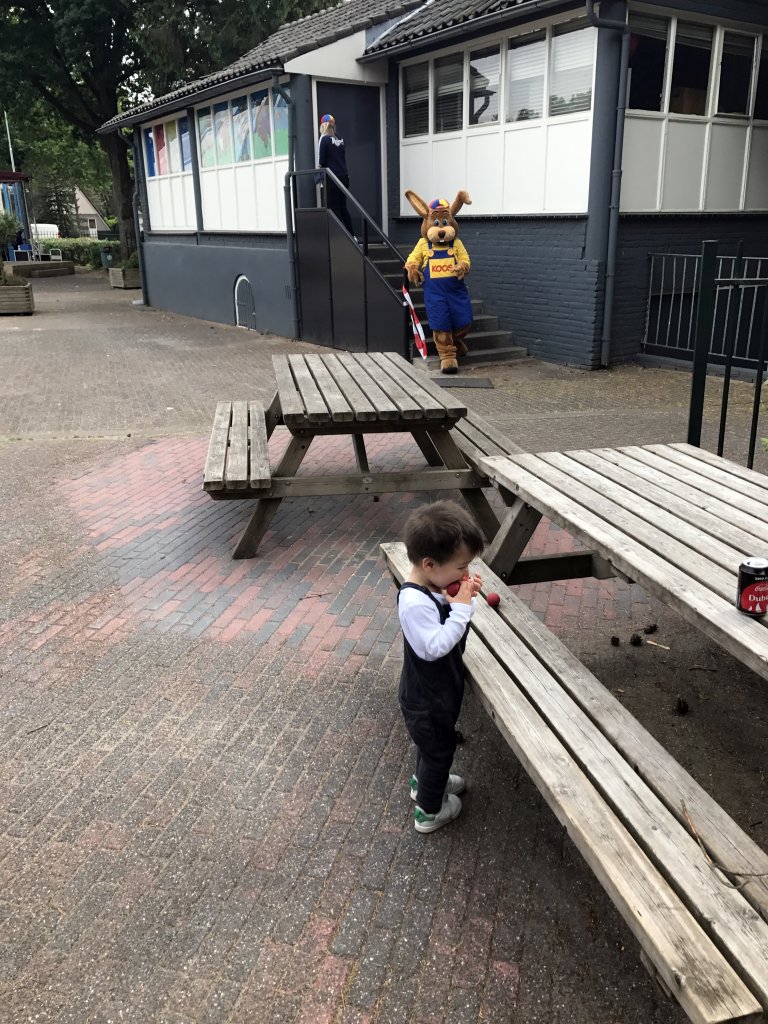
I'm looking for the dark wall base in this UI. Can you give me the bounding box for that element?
[142,235,294,337]
[612,215,768,363]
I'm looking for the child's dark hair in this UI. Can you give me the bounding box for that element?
[403,500,484,565]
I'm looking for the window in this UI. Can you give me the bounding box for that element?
[155,124,167,175]
[251,90,272,158]
[669,22,713,115]
[628,15,668,111]
[273,92,289,156]
[232,96,251,161]
[434,54,463,132]
[165,121,179,173]
[507,31,546,121]
[403,62,429,136]
[179,117,192,171]
[144,127,156,177]
[469,46,500,125]
[718,32,756,116]
[213,101,233,164]
[755,41,768,120]
[198,108,215,167]
[550,24,594,116]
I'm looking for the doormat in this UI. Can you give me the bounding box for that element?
[428,377,494,389]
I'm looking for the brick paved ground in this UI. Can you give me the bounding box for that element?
[0,274,766,1024]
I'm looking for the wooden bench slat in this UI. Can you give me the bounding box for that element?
[336,353,400,420]
[596,447,768,549]
[382,541,765,1024]
[320,354,377,421]
[272,354,306,426]
[223,400,249,489]
[303,355,354,422]
[481,455,768,679]
[354,353,423,420]
[541,451,747,576]
[287,354,331,423]
[248,401,271,490]
[203,402,232,491]
[382,352,466,419]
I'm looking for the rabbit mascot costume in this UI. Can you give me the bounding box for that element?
[404,190,472,374]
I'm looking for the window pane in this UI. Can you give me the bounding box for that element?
[179,117,192,171]
[469,46,500,125]
[718,32,755,116]
[232,96,251,161]
[165,120,179,173]
[197,108,215,168]
[434,54,463,133]
[273,91,289,156]
[550,24,594,116]
[213,101,233,164]
[155,124,167,175]
[670,21,713,115]
[144,127,156,177]
[755,42,768,120]
[403,62,429,136]
[250,90,272,158]
[628,15,668,111]
[507,31,545,121]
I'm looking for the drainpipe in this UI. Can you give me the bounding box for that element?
[586,0,629,368]
[131,129,150,307]
[272,75,301,340]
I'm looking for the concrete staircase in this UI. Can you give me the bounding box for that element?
[366,245,527,368]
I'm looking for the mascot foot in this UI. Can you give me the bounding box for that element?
[440,359,459,374]
[454,339,468,356]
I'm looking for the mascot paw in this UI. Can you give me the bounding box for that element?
[455,338,468,356]
[453,265,469,280]
[440,359,459,374]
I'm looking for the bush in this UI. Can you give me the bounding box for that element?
[39,237,120,268]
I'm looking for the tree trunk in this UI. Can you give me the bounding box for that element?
[101,133,136,260]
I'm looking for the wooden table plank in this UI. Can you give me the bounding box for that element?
[321,353,377,421]
[203,402,232,492]
[248,401,271,489]
[572,449,763,558]
[646,444,768,505]
[272,355,306,426]
[670,443,768,495]
[481,454,768,680]
[369,351,445,419]
[304,355,354,422]
[354,353,423,420]
[382,351,466,419]
[287,354,331,423]
[336,352,399,421]
[618,447,768,546]
[224,400,249,489]
[541,452,747,576]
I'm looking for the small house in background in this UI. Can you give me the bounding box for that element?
[100,0,768,368]
[74,189,111,238]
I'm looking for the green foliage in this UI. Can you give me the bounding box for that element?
[121,251,140,270]
[0,211,22,247]
[39,237,120,268]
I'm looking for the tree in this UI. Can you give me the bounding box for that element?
[0,0,329,260]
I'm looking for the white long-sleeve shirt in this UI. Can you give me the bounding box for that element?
[398,586,476,661]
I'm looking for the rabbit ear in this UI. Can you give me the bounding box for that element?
[450,191,472,216]
[404,190,430,218]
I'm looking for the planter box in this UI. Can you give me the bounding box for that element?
[0,282,34,315]
[109,267,141,289]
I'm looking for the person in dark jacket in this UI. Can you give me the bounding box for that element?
[317,114,355,237]
[397,500,484,833]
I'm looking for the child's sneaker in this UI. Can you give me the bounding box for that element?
[409,773,465,801]
[414,793,462,833]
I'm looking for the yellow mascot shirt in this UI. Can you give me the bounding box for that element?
[406,237,470,274]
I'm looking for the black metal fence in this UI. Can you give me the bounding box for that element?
[289,168,410,358]
[687,240,768,468]
[644,248,768,368]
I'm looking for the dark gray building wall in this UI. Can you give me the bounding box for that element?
[142,233,294,336]
[611,215,768,363]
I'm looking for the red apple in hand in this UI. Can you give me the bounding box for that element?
[446,575,469,597]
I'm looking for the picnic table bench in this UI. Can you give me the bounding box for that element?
[203,351,503,558]
[382,541,768,1024]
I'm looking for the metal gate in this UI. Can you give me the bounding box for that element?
[234,275,257,330]
[643,249,768,368]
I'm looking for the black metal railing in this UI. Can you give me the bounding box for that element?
[644,248,768,367]
[687,240,768,468]
[288,168,410,358]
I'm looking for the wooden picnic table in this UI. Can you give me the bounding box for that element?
[204,351,501,558]
[481,442,768,682]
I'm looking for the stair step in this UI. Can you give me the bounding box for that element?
[420,330,516,352]
[369,258,404,274]
[417,345,529,368]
